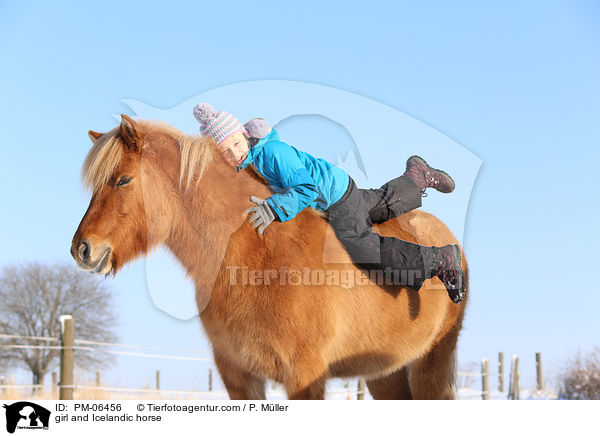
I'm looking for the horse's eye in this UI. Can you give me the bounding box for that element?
[116,175,133,187]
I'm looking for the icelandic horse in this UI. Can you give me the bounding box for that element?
[71,115,468,399]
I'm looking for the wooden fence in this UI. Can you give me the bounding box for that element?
[458,352,545,400]
[1,314,545,400]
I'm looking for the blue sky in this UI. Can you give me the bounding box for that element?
[1,1,599,392]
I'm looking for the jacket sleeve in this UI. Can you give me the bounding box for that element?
[261,142,318,223]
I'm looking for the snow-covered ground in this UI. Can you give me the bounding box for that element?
[458,388,557,400]
[216,378,560,400]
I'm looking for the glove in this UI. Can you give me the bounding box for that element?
[246,196,276,235]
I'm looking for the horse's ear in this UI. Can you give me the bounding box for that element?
[88,130,103,142]
[119,114,144,151]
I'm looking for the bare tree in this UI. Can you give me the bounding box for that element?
[0,262,117,388]
[558,348,600,400]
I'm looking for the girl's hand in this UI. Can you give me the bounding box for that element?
[246,196,276,235]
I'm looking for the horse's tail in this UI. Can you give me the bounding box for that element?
[447,260,469,399]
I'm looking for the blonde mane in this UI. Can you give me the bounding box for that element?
[81,120,215,194]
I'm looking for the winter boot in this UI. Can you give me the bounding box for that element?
[404,155,455,194]
[421,244,466,303]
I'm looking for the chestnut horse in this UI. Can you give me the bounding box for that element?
[71,115,468,399]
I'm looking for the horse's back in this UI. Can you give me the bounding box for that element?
[375,209,460,247]
[315,209,467,378]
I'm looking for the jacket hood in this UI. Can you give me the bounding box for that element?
[237,128,280,171]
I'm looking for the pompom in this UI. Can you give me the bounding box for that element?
[244,118,270,139]
[193,103,216,125]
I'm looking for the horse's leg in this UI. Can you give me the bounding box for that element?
[284,355,328,400]
[366,367,413,400]
[214,352,266,400]
[285,377,326,400]
[407,327,460,400]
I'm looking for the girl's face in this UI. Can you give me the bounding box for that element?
[218,132,250,167]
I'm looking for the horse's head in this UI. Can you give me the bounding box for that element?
[71,115,213,276]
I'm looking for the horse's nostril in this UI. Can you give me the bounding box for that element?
[77,240,90,262]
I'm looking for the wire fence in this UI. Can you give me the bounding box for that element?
[0,328,545,400]
[0,328,365,400]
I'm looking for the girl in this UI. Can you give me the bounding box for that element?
[193,103,465,303]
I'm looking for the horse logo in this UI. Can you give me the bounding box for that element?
[2,402,50,433]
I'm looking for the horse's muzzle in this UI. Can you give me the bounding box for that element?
[70,238,112,275]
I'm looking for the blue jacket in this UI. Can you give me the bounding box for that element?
[237,128,350,222]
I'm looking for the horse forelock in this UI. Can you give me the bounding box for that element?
[81,120,216,195]
[81,126,123,195]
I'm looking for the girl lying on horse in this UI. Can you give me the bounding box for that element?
[193,103,466,303]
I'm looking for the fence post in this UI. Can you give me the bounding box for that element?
[59,315,74,400]
[208,369,213,391]
[357,378,365,400]
[344,380,351,400]
[51,372,58,398]
[156,370,160,392]
[536,352,543,391]
[481,359,490,400]
[498,352,504,392]
[95,370,101,387]
[508,355,519,400]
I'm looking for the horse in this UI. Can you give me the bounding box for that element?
[71,115,468,399]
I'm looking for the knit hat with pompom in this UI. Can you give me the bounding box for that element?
[193,103,247,144]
